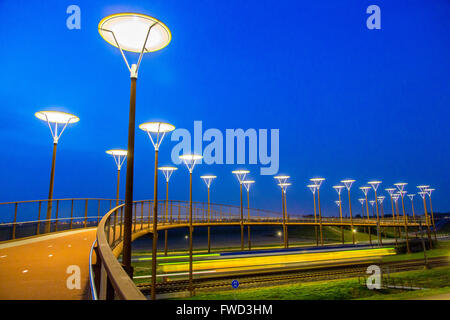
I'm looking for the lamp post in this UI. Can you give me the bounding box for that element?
[35,111,79,233]
[360,186,372,245]
[407,194,417,223]
[385,187,400,244]
[392,193,402,243]
[233,170,250,250]
[368,181,382,246]
[99,13,171,277]
[341,180,356,245]
[394,183,410,253]
[310,178,325,246]
[242,180,255,250]
[274,175,290,248]
[106,149,127,206]
[139,122,175,300]
[106,149,127,242]
[425,188,437,241]
[333,185,345,244]
[307,184,319,246]
[417,185,432,248]
[377,196,386,239]
[158,166,178,257]
[200,175,217,253]
[180,154,203,296]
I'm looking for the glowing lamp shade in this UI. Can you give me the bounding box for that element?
[274,175,290,179]
[232,170,250,175]
[98,13,171,53]
[242,180,255,185]
[179,154,203,161]
[106,149,127,156]
[139,122,175,133]
[35,111,79,124]
[278,183,292,187]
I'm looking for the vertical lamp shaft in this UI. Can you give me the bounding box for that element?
[45,142,58,233]
[207,186,211,253]
[247,190,251,250]
[240,183,244,250]
[189,171,193,295]
[318,189,323,246]
[122,76,137,277]
[151,149,159,300]
[348,189,354,245]
[116,168,120,206]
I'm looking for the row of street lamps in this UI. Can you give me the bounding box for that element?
[307,178,436,252]
[34,12,439,300]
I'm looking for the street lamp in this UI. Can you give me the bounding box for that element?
[368,181,382,245]
[358,198,365,217]
[180,153,203,296]
[200,175,217,253]
[425,188,437,241]
[139,121,175,300]
[417,185,432,247]
[341,179,356,245]
[395,183,410,253]
[407,194,417,223]
[99,13,172,277]
[242,180,255,250]
[377,196,386,239]
[233,170,250,250]
[333,185,345,244]
[277,182,292,248]
[385,188,399,245]
[35,110,79,233]
[275,175,289,247]
[360,186,372,245]
[310,178,325,246]
[307,184,319,246]
[158,166,178,256]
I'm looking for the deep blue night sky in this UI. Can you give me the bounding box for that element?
[0,0,449,218]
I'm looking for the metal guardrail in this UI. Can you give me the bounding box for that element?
[0,198,123,241]
[90,199,432,300]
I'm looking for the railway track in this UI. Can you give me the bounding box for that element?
[137,257,449,294]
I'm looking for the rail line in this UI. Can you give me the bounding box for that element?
[137,257,449,295]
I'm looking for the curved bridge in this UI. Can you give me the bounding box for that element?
[0,198,433,300]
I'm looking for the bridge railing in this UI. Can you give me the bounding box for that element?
[92,198,431,300]
[0,198,123,241]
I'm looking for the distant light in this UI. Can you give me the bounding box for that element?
[179,154,203,161]
[232,170,250,175]
[200,175,217,179]
[139,122,175,133]
[159,166,178,172]
[106,149,128,156]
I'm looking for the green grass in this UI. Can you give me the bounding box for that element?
[181,266,450,300]
[381,241,450,262]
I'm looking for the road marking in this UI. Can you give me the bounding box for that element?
[0,228,96,249]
